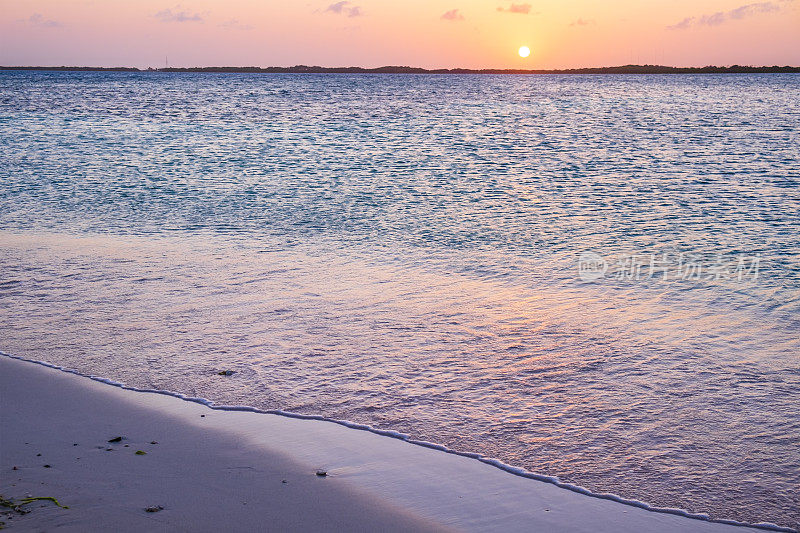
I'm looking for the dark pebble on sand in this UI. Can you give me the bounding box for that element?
[144,505,164,513]
[108,436,123,443]
[217,370,235,376]
[43,465,51,468]
[36,454,41,457]
[315,470,327,477]
[150,441,158,445]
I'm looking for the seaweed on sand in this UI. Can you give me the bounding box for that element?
[0,494,70,527]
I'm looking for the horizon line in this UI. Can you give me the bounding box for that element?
[2,64,800,75]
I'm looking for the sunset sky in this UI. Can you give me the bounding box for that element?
[1,0,798,69]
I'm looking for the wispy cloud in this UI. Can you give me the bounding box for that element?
[218,19,253,30]
[27,13,62,28]
[569,17,594,27]
[496,3,533,14]
[702,2,780,25]
[441,9,465,21]
[668,1,785,29]
[325,1,363,17]
[154,8,203,23]
[667,17,695,30]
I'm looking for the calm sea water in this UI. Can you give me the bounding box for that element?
[1,71,798,529]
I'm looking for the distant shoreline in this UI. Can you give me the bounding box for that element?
[2,64,799,74]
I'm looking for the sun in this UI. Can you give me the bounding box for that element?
[518,46,531,58]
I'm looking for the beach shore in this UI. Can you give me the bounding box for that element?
[0,355,775,532]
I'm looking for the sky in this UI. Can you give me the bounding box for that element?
[1,0,799,69]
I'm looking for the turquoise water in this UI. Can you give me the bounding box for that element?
[1,71,798,529]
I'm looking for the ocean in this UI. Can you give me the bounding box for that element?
[1,70,798,529]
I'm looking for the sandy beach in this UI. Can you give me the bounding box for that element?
[0,354,780,532]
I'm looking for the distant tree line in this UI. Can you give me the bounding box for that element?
[2,65,799,74]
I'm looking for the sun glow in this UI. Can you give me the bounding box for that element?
[518,46,531,58]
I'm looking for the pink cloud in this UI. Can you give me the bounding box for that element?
[154,8,203,23]
[326,2,363,17]
[497,3,533,14]
[441,9,465,21]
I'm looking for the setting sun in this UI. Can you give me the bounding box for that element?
[518,46,531,59]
